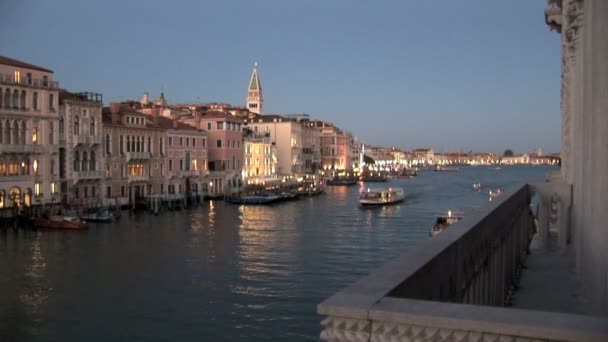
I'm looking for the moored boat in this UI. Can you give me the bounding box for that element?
[296,181,324,196]
[359,187,405,206]
[225,193,281,205]
[360,170,389,182]
[81,208,114,223]
[430,210,462,236]
[326,176,358,186]
[398,168,418,179]
[434,166,459,172]
[34,215,88,230]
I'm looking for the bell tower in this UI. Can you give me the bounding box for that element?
[246,62,263,114]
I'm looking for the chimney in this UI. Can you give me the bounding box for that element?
[110,102,121,123]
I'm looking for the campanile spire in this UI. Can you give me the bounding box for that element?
[247,62,263,114]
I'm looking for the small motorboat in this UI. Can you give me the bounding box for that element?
[488,189,503,201]
[359,187,405,206]
[473,183,482,191]
[489,189,502,198]
[431,210,462,236]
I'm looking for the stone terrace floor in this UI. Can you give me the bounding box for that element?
[512,233,582,314]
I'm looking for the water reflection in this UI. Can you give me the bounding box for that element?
[18,233,50,337]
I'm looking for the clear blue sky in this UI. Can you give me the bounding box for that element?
[0,0,561,155]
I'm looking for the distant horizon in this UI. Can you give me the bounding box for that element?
[0,0,562,154]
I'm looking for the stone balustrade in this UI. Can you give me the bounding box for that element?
[318,184,608,341]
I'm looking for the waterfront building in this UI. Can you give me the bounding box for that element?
[0,56,60,207]
[181,111,243,197]
[103,103,208,205]
[102,103,165,206]
[246,62,263,115]
[300,119,322,174]
[244,115,305,176]
[318,122,354,172]
[58,91,104,206]
[411,148,434,165]
[242,128,277,182]
[158,115,208,199]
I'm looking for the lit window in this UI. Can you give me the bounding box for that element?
[14,70,21,83]
[34,182,41,196]
[32,127,37,144]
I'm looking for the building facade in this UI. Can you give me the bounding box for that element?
[244,115,305,176]
[182,111,243,197]
[242,129,277,182]
[0,56,60,207]
[59,91,104,206]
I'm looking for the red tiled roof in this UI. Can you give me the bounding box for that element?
[0,55,53,73]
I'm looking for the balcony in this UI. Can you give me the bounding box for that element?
[318,182,608,341]
[128,174,149,183]
[0,74,60,89]
[73,134,102,146]
[72,170,104,182]
[0,144,42,154]
[126,152,151,161]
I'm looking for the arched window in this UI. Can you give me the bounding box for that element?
[185,152,191,171]
[130,136,135,152]
[74,116,79,135]
[82,151,88,171]
[32,92,37,110]
[106,134,110,155]
[160,137,163,156]
[126,136,130,152]
[4,120,9,144]
[59,116,64,134]
[12,90,18,109]
[136,136,140,152]
[74,151,80,171]
[120,135,123,154]
[90,117,95,136]
[20,90,26,109]
[4,89,10,109]
[49,122,54,145]
[13,121,18,145]
[0,120,3,144]
[147,137,151,153]
[90,151,95,171]
[20,121,25,144]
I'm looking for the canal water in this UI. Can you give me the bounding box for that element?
[0,165,556,341]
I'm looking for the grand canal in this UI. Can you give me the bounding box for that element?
[0,165,556,341]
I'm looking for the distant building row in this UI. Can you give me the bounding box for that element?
[0,56,557,208]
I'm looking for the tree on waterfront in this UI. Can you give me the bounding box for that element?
[503,149,514,157]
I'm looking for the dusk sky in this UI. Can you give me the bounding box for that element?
[0,0,561,155]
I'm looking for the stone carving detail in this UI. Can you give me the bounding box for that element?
[369,322,553,342]
[550,0,585,184]
[320,316,370,342]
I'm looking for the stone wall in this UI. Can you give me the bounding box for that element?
[554,0,608,315]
